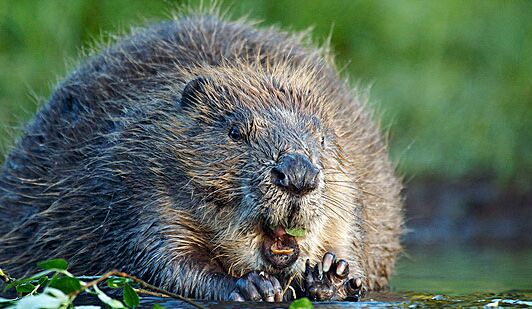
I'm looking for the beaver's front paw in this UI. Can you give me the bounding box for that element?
[228,270,283,302]
[303,252,363,301]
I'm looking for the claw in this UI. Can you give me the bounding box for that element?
[335,259,349,278]
[303,252,363,302]
[314,262,324,280]
[229,270,284,302]
[322,252,336,272]
[228,291,245,301]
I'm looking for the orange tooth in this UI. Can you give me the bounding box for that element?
[270,243,294,255]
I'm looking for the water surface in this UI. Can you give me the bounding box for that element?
[390,245,532,294]
[140,246,532,308]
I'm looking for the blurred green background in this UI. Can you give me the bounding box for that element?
[1,0,531,295]
[1,0,531,188]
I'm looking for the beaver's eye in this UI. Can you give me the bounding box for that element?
[229,126,242,141]
[321,135,326,147]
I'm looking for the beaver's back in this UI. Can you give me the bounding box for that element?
[0,15,330,232]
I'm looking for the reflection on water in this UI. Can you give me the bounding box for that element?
[390,245,532,294]
[140,290,532,308]
[140,246,532,308]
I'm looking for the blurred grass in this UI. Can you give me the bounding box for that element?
[0,0,531,188]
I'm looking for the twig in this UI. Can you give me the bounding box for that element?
[68,270,117,297]
[282,273,296,295]
[69,270,206,309]
[133,288,169,298]
[0,268,14,284]
[287,286,297,300]
[110,271,206,309]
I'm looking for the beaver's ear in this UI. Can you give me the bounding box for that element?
[180,76,210,110]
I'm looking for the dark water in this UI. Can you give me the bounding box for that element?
[140,246,532,308]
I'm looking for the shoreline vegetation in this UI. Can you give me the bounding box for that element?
[1,260,316,308]
[0,259,206,309]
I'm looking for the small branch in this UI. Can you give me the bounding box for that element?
[69,270,206,309]
[0,268,14,284]
[114,271,206,309]
[287,286,297,300]
[68,270,118,298]
[133,288,169,298]
[282,273,296,295]
[282,273,297,300]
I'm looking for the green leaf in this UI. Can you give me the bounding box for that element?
[49,276,82,294]
[93,284,125,308]
[107,277,128,289]
[36,275,49,286]
[123,283,140,308]
[15,282,36,294]
[152,305,167,309]
[2,269,55,292]
[289,297,313,309]
[37,258,69,270]
[286,227,306,237]
[15,287,70,309]
[48,272,60,290]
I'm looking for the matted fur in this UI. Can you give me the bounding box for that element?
[0,9,402,300]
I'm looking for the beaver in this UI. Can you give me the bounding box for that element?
[0,10,403,302]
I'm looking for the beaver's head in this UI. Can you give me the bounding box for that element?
[171,64,352,276]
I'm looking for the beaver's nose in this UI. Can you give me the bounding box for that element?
[271,153,320,195]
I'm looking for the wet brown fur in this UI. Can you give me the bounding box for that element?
[0,8,402,300]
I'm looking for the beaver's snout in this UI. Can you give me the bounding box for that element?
[270,153,320,195]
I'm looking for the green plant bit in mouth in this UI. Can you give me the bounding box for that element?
[269,225,306,237]
[286,227,306,237]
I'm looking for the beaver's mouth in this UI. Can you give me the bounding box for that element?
[261,226,300,269]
